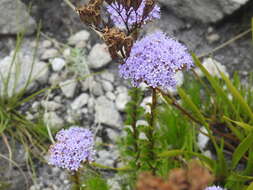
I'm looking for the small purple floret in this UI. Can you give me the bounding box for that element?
[119,31,194,89]
[106,0,160,28]
[205,186,226,190]
[48,127,95,171]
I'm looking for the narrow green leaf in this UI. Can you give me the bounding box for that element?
[192,54,237,114]
[159,150,215,168]
[223,116,253,131]
[232,132,253,169]
[220,71,253,121]
[178,88,206,125]
[246,182,253,190]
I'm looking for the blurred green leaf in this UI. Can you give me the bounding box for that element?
[232,132,253,169]
[223,116,253,131]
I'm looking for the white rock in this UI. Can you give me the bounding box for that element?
[95,96,122,127]
[115,92,130,111]
[41,48,59,60]
[90,81,104,96]
[63,48,71,59]
[0,52,49,97]
[59,79,77,98]
[51,58,66,72]
[41,40,52,49]
[102,80,114,92]
[141,96,152,113]
[115,86,128,94]
[88,44,112,69]
[194,58,229,78]
[41,101,62,111]
[100,71,115,82]
[106,91,116,101]
[44,112,64,129]
[197,127,210,150]
[71,93,89,110]
[106,128,119,142]
[68,30,90,46]
[49,73,61,85]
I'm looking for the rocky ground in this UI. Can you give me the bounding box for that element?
[0,0,252,190]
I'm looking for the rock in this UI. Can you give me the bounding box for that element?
[194,58,229,78]
[71,93,89,110]
[95,96,122,127]
[102,80,114,92]
[0,51,49,97]
[41,48,59,60]
[88,44,112,69]
[90,80,104,96]
[141,96,152,113]
[165,71,184,95]
[49,73,61,85]
[197,127,209,150]
[41,40,52,49]
[106,91,116,101]
[59,79,77,98]
[51,58,66,72]
[106,128,119,142]
[115,92,129,112]
[159,0,249,23]
[100,71,115,83]
[68,30,90,47]
[115,86,128,94]
[0,0,36,35]
[63,48,71,59]
[44,112,64,129]
[206,33,220,44]
[41,101,62,111]
[81,77,91,91]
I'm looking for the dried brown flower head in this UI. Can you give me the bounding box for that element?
[103,27,133,58]
[136,160,214,190]
[76,0,103,27]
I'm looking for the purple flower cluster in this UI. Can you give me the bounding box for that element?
[48,127,95,171]
[119,31,194,89]
[205,186,225,190]
[106,0,160,28]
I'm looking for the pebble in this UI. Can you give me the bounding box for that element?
[95,96,122,127]
[43,112,64,129]
[100,71,115,83]
[51,57,66,72]
[88,44,112,69]
[106,91,116,101]
[90,81,104,96]
[115,92,129,111]
[41,40,52,49]
[41,101,62,111]
[68,30,90,46]
[102,80,114,92]
[59,79,77,98]
[71,93,89,110]
[41,48,59,60]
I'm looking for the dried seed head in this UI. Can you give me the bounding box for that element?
[103,27,133,58]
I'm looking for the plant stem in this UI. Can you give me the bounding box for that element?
[147,87,157,174]
[71,171,81,190]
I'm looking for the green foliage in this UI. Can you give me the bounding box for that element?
[85,177,109,190]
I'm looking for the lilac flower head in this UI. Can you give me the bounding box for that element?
[106,0,160,28]
[48,127,95,171]
[119,31,194,89]
[205,186,226,190]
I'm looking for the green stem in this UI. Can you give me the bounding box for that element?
[147,87,157,174]
[71,171,81,190]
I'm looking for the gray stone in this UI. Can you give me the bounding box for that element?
[59,79,77,98]
[90,81,104,96]
[106,91,116,101]
[41,40,52,49]
[159,0,249,23]
[51,58,66,72]
[49,73,61,85]
[115,92,129,112]
[43,112,64,129]
[95,96,122,127]
[88,44,112,69]
[41,101,62,111]
[68,30,90,47]
[106,128,119,142]
[102,80,114,92]
[41,48,59,60]
[0,52,49,97]
[100,71,115,82]
[71,93,89,110]
[0,0,36,35]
